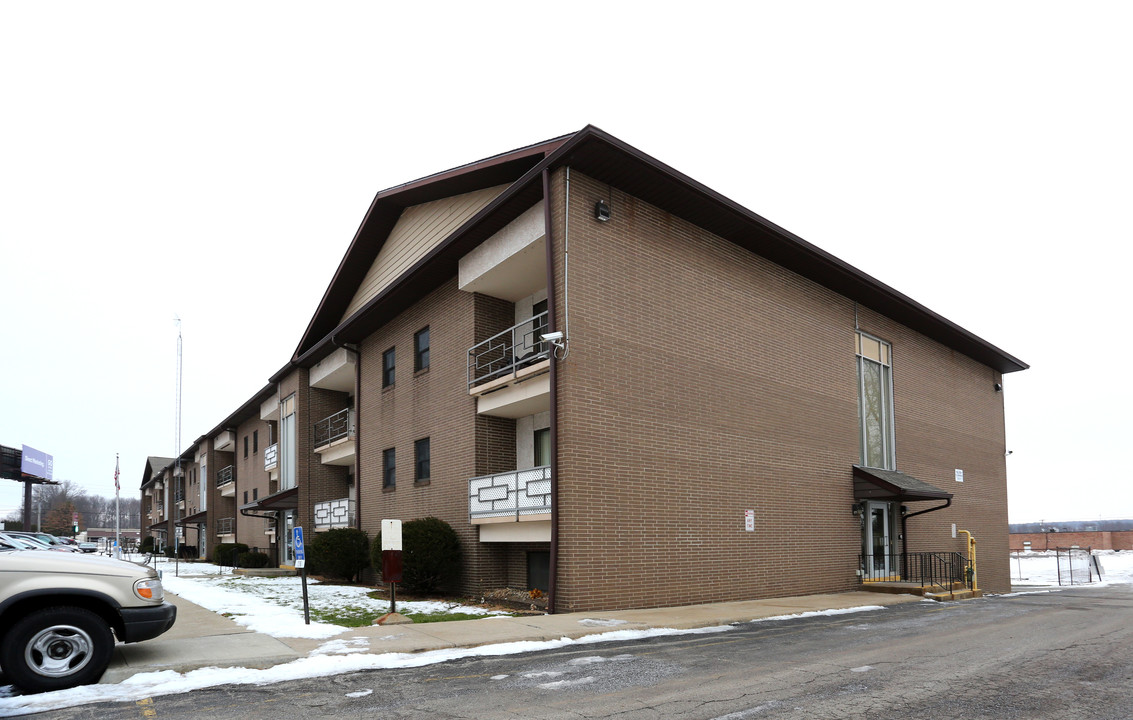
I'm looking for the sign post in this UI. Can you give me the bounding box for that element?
[294,526,309,625]
[381,519,403,614]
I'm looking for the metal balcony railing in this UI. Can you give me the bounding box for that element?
[174,489,185,503]
[216,465,234,488]
[314,498,355,529]
[314,408,354,449]
[860,551,973,590]
[216,517,235,535]
[469,466,552,522]
[468,311,550,389]
[264,443,278,470]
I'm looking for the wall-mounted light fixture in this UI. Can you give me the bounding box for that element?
[852,503,862,517]
[994,383,1003,392]
[595,199,611,222]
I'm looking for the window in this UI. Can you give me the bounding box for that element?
[415,438,430,482]
[243,435,249,458]
[253,488,258,501]
[414,327,430,372]
[856,331,895,470]
[253,430,258,454]
[383,448,396,488]
[382,347,396,387]
[534,427,551,467]
[243,490,248,504]
[280,394,297,490]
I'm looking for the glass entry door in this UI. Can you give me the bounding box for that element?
[866,501,892,576]
[282,510,296,566]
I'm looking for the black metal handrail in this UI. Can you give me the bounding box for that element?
[860,551,973,590]
[216,465,234,488]
[468,311,550,389]
[314,408,354,448]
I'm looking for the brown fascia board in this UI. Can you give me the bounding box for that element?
[201,383,278,445]
[292,136,572,361]
[299,125,1027,374]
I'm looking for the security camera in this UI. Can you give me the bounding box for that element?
[541,331,564,343]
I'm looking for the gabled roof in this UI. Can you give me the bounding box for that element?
[141,456,176,488]
[294,125,1027,374]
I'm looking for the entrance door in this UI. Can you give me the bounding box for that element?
[282,510,296,566]
[866,501,892,577]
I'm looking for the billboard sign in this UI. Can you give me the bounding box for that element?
[20,445,53,480]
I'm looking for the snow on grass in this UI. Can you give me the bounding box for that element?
[158,561,510,639]
[1007,549,1133,589]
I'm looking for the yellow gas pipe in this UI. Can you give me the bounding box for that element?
[958,529,977,592]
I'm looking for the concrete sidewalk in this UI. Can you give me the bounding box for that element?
[102,589,923,684]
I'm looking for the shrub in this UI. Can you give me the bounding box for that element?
[212,542,249,567]
[176,544,198,560]
[139,536,156,554]
[370,517,461,594]
[238,551,271,569]
[309,528,370,583]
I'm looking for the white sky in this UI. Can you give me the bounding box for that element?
[1,2,1130,524]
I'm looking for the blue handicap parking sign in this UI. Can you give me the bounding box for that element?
[294,526,305,561]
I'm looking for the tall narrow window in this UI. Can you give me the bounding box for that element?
[280,394,297,490]
[383,448,396,488]
[382,347,396,387]
[414,327,430,372]
[243,436,249,458]
[534,427,551,467]
[414,438,430,482]
[253,430,258,454]
[856,332,895,469]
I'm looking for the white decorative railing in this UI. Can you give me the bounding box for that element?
[264,443,278,471]
[314,498,355,529]
[469,466,551,521]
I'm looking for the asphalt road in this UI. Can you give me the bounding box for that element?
[32,586,1133,720]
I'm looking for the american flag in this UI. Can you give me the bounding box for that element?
[114,456,120,493]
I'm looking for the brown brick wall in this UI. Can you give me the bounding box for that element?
[548,169,1012,610]
[235,415,276,554]
[1010,532,1133,552]
[358,279,514,595]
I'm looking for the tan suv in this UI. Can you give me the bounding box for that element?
[0,542,177,693]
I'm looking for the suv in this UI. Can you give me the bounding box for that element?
[0,543,177,693]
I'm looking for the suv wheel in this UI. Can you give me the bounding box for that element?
[0,607,114,693]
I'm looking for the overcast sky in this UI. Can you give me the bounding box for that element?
[1,2,1129,524]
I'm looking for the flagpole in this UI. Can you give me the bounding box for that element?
[114,454,121,558]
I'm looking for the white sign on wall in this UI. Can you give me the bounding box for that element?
[955,468,964,483]
[744,509,755,532]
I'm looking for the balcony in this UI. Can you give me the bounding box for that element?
[469,465,551,526]
[314,408,355,466]
[310,346,356,392]
[467,313,551,418]
[217,465,235,497]
[314,498,355,530]
[174,488,185,508]
[216,517,235,536]
[264,443,278,472]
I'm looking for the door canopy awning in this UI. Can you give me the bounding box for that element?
[176,510,208,526]
[239,486,298,512]
[852,466,953,502]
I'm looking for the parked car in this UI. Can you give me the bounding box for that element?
[0,543,177,693]
[4,531,79,552]
[78,541,99,553]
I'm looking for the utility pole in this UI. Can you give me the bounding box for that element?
[174,316,183,568]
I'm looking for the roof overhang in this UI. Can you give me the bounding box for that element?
[240,486,298,512]
[853,466,954,502]
[295,125,1027,375]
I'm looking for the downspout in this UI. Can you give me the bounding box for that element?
[542,167,560,614]
[331,334,361,532]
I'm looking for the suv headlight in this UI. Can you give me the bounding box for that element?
[134,577,165,602]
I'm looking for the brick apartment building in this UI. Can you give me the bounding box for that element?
[143,126,1026,611]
